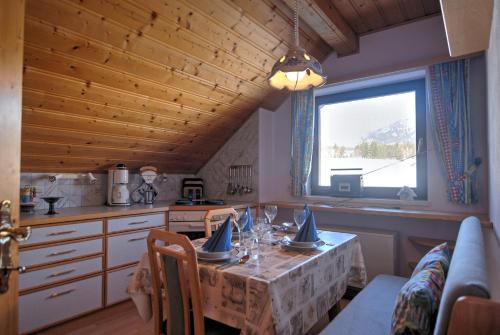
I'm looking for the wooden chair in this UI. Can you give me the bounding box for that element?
[147,229,240,335]
[203,208,238,237]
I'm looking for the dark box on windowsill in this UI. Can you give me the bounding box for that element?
[330,168,363,197]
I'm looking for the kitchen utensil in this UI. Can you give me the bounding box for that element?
[42,197,63,215]
[246,166,253,193]
[226,167,233,195]
[238,166,245,195]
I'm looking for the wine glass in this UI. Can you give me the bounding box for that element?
[293,209,307,230]
[264,205,278,225]
[253,218,269,260]
[236,211,249,252]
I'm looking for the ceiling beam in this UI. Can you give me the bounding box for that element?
[281,0,359,55]
[440,0,493,57]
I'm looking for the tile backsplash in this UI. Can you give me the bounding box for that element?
[21,172,194,210]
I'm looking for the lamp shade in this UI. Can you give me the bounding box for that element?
[268,47,327,91]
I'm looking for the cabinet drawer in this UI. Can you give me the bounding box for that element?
[20,239,103,268]
[19,275,103,334]
[108,213,165,233]
[20,220,103,246]
[107,230,150,268]
[20,257,102,291]
[106,266,135,305]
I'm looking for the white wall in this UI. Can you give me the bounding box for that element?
[487,0,500,240]
[260,16,489,214]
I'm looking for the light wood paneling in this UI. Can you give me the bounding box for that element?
[21,0,440,173]
[0,0,24,333]
[22,0,332,173]
[331,0,441,34]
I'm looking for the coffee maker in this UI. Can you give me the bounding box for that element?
[107,164,130,206]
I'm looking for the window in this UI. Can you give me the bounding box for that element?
[311,78,427,199]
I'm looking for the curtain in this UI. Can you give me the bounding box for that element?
[428,59,478,204]
[291,88,315,197]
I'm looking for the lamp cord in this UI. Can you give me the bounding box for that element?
[294,0,299,47]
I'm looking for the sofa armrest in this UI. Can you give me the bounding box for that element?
[448,296,500,335]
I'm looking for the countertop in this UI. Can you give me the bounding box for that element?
[20,201,257,227]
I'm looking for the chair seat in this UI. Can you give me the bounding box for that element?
[162,316,240,335]
[320,275,408,335]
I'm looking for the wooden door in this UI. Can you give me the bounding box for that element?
[0,0,25,334]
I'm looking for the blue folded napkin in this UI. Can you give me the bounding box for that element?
[202,216,233,252]
[233,207,254,233]
[304,203,311,217]
[294,211,319,242]
[242,207,253,232]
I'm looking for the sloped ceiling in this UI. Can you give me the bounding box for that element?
[21,0,440,173]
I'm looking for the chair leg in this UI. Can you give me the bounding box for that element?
[328,301,342,321]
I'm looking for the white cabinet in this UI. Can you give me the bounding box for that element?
[20,256,102,291]
[107,230,150,268]
[20,238,103,268]
[108,213,165,233]
[20,220,103,246]
[19,275,103,334]
[106,266,136,305]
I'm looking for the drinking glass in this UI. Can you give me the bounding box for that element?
[264,205,278,225]
[253,218,269,260]
[236,212,249,252]
[293,209,307,230]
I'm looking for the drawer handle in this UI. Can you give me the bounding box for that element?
[128,221,148,226]
[128,236,147,242]
[47,249,77,257]
[47,230,77,236]
[46,289,75,299]
[47,268,76,278]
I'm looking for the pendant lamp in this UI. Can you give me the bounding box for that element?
[268,0,327,91]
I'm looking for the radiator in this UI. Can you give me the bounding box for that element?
[322,226,397,282]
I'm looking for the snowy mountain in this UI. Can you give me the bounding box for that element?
[362,119,415,145]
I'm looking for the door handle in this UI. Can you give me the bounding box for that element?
[0,200,31,293]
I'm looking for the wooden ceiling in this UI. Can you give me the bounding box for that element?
[21,0,440,173]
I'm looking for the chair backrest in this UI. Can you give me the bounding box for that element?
[433,216,490,335]
[203,208,238,237]
[147,229,204,335]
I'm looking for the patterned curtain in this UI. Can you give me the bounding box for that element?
[429,59,478,204]
[291,88,315,197]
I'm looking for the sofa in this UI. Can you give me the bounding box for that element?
[320,216,493,335]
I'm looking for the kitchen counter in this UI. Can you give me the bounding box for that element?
[20,201,257,227]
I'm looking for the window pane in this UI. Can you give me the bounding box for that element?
[318,91,417,188]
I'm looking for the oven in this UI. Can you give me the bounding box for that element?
[168,211,225,240]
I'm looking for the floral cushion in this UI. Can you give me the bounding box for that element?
[391,263,446,335]
[412,243,450,277]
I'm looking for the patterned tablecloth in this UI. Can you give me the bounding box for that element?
[128,231,366,335]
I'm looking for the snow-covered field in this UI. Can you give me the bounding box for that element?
[319,157,417,188]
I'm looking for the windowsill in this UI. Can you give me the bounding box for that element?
[304,194,431,210]
[264,199,491,226]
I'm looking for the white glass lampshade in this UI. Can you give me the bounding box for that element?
[268,47,327,91]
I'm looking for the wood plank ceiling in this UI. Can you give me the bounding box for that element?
[21,0,440,173]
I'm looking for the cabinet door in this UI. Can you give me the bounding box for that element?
[20,257,102,291]
[106,266,136,305]
[107,230,149,268]
[19,275,103,334]
[108,213,165,233]
[20,220,103,246]
[20,238,103,268]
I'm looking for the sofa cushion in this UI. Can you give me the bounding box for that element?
[319,275,408,335]
[433,217,490,335]
[391,264,446,335]
[412,242,450,277]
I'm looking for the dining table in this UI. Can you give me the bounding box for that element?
[128,230,367,335]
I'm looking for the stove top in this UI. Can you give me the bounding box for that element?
[174,199,225,206]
